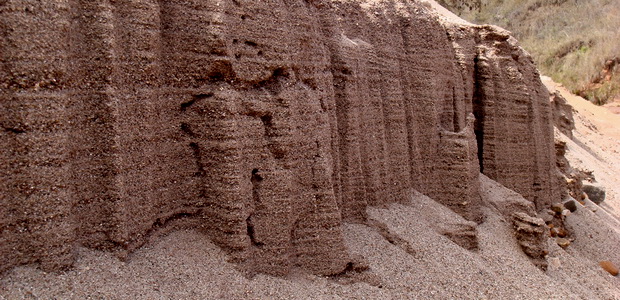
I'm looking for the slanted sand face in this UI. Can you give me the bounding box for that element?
[2,186,619,299]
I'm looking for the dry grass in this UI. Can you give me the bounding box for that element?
[440,0,620,104]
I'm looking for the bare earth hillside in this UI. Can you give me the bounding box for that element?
[1,0,619,299]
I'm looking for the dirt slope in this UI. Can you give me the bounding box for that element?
[2,176,620,299]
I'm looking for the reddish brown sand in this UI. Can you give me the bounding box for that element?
[2,81,620,298]
[1,0,558,276]
[1,175,620,299]
[2,1,620,298]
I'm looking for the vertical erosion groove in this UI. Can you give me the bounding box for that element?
[472,56,485,173]
[247,168,264,247]
[189,142,205,177]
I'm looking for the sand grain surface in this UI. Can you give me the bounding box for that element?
[3,179,620,299]
[2,6,620,300]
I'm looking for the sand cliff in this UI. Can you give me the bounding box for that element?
[1,0,559,276]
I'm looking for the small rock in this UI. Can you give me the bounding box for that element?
[550,228,558,237]
[562,209,571,217]
[563,199,577,212]
[551,203,564,214]
[557,228,568,238]
[583,183,606,204]
[541,211,554,223]
[599,261,619,276]
[556,237,570,248]
[549,257,561,269]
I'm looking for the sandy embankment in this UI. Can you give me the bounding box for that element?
[2,77,620,299]
[2,178,620,298]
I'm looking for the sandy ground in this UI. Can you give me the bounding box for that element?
[2,176,620,299]
[605,97,620,115]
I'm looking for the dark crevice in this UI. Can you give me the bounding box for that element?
[246,216,263,247]
[2,126,25,134]
[260,114,275,140]
[251,168,263,182]
[244,40,258,47]
[180,93,213,111]
[251,168,263,207]
[180,122,197,137]
[260,115,273,128]
[189,142,206,177]
[475,129,484,173]
[248,168,264,247]
[472,56,485,173]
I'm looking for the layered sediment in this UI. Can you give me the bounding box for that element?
[0,0,559,275]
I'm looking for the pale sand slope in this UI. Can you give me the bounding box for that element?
[542,76,620,293]
[2,174,620,299]
[543,76,620,220]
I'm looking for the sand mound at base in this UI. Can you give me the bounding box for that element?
[3,179,619,299]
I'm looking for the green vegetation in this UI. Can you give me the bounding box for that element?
[439,0,620,104]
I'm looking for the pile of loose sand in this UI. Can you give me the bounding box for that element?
[2,174,619,299]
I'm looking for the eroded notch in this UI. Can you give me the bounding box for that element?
[180,122,196,137]
[180,93,214,111]
[189,142,206,177]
